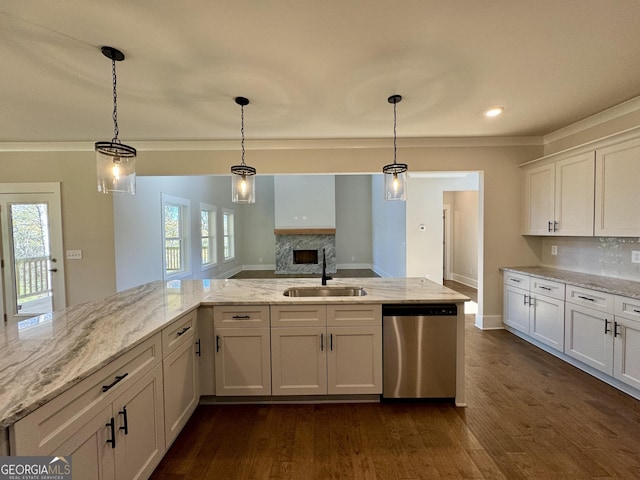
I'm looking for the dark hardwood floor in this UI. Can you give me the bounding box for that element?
[151,317,640,480]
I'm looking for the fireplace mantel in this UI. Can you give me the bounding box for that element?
[274,228,336,235]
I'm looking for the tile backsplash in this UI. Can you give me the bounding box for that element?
[541,237,640,281]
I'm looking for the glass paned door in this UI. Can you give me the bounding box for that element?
[0,185,65,323]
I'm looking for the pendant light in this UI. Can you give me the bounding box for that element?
[231,96,256,203]
[95,46,136,195]
[383,94,408,201]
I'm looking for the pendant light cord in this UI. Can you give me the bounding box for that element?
[393,100,397,165]
[240,103,245,166]
[111,58,120,144]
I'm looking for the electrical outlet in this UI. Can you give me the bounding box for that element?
[66,249,83,260]
[632,251,640,263]
[551,245,558,256]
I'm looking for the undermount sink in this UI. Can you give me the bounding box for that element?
[282,286,368,297]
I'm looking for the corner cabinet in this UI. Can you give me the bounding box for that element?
[522,151,595,236]
[213,305,271,396]
[595,137,640,236]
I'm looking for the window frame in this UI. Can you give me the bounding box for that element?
[161,193,191,279]
[222,208,235,262]
[200,203,218,270]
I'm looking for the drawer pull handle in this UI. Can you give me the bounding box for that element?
[578,295,595,302]
[614,321,621,338]
[553,221,559,232]
[539,286,552,291]
[232,315,251,319]
[510,278,521,283]
[523,295,529,306]
[548,221,553,232]
[102,373,128,393]
[633,309,640,314]
[177,326,191,336]
[106,417,116,448]
[605,319,611,334]
[196,339,201,357]
[330,333,333,351]
[119,406,128,435]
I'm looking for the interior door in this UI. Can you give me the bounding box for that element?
[0,183,65,323]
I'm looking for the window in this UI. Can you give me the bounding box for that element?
[200,204,217,268]
[222,209,235,261]
[162,194,190,278]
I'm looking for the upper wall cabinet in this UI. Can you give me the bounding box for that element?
[522,151,595,236]
[595,137,640,237]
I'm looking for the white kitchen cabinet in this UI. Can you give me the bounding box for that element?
[12,357,165,480]
[197,307,216,395]
[595,137,640,236]
[522,151,595,236]
[564,286,615,375]
[503,272,565,350]
[162,309,199,448]
[271,304,382,396]
[613,296,640,390]
[214,305,271,396]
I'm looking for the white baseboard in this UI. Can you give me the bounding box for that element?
[336,263,372,270]
[215,266,243,279]
[242,264,276,271]
[371,265,395,278]
[475,314,503,330]
[451,273,478,289]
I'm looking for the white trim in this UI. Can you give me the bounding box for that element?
[544,95,640,145]
[241,264,276,271]
[443,205,452,281]
[371,265,395,278]
[451,273,478,289]
[336,263,372,270]
[213,266,243,279]
[199,203,218,270]
[0,136,543,153]
[222,208,235,262]
[475,315,503,330]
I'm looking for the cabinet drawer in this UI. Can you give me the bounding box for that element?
[530,277,565,301]
[614,295,640,320]
[162,309,197,356]
[503,271,530,290]
[327,304,382,327]
[271,304,326,327]
[12,333,161,455]
[565,285,614,314]
[213,305,270,328]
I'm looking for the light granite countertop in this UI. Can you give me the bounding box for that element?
[0,277,468,430]
[502,266,640,300]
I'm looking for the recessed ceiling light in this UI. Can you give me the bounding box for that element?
[484,106,504,117]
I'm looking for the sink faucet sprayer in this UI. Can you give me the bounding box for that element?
[321,248,332,285]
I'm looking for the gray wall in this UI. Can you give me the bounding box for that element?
[240,176,276,269]
[335,175,373,267]
[371,174,406,277]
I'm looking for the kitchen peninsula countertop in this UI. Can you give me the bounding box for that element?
[502,266,640,300]
[0,277,468,429]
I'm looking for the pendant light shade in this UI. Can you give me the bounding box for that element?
[231,96,256,203]
[383,94,408,201]
[95,46,137,195]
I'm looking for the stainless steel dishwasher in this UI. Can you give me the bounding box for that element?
[382,304,457,399]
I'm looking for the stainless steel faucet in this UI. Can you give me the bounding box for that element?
[321,248,332,285]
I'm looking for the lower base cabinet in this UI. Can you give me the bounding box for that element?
[564,302,613,374]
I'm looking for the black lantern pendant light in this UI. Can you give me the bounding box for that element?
[231,96,256,203]
[95,46,136,194]
[383,94,408,201]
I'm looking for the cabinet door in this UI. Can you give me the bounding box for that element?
[271,327,327,395]
[595,137,640,236]
[529,294,564,351]
[327,326,382,395]
[197,307,216,396]
[53,405,115,480]
[613,316,640,390]
[564,303,613,375]
[503,285,530,334]
[114,365,165,480]
[163,338,198,447]
[522,163,554,235]
[215,327,271,396]
[555,152,595,236]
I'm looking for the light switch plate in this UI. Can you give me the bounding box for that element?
[632,251,640,263]
[66,249,83,260]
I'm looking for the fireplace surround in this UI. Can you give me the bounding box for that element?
[275,230,336,274]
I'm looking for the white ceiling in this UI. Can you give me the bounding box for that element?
[2,0,640,143]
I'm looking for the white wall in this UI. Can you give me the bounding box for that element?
[406,173,479,282]
[452,190,479,287]
[371,175,406,277]
[274,175,336,228]
[114,176,241,291]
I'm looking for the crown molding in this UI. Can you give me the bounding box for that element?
[0,136,542,153]
[544,95,640,144]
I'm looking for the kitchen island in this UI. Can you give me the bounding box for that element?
[0,277,468,466]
